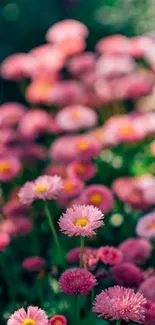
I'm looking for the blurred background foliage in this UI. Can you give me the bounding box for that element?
[0,0,155,103]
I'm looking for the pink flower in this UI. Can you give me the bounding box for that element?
[83,248,99,270]
[119,238,152,264]
[49,315,67,325]
[22,256,45,271]
[96,35,130,55]
[55,105,97,132]
[0,232,10,251]
[0,156,21,182]
[0,102,25,127]
[46,19,88,43]
[2,199,28,218]
[139,277,155,302]
[61,178,84,199]
[56,37,86,56]
[96,55,135,77]
[79,185,114,214]
[7,306,48,325]
[50,136,77,163]
[49,81,85,107]
[0,53,33,80]
[59,204,104,237]
[130,36,153,58]
[93,285,146,322]
[136,211,155,239]
[19,175,63,205]
[44,163,67,178]
[66,161,96,181]
[98,246,123,265]
[68,52,96,77]
[23,144,47,163]
[0,217,33,237]
[74,135,101,161]
[144,301,155,325]
[59,268,97,295]
[25,79,54,105]
[111,263,144,287]
[66,247,91,264]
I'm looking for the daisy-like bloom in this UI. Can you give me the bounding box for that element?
[19,175,63,205]
[25,79,53,105]
[96,35,130,55]
[80,185,114,214]
[59,268,97,295]
[144,301,155,325]
[61,178,84,199]
[0,217,33,237]
[96,55,135,78]
[136,211,155,239]
[93,285,146,323]
[0,53,33,80]
[46,19,88,43]
[74,135,101,162]
[111,263,144,288]
[0,156,21,182]
[119,238,152,264]
[98,246,123,265]
[44,163,67,178]
[2,199,28,218]
[49,315,67,325]
[59,205,104,237]
[66,161,96,181]
[57,37,86,56]
[0,102,26,127]
[49,136,77,163]
[49,80,85,107]
[0,232,10,251]
[68,52,96,77]
[7,306,48,325]
[66,247,92,264]
[55,105,97,132]
[139,276,155,302]
[22,256,45,272]
[130,36,154,58]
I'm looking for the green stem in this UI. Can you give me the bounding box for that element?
[80,237,84,268]
[36,277,44,307]
[0,253,16,301]
[116,319,121,325]
[75,295,80,325]
[44,200,61,251]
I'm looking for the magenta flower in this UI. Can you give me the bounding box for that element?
[2,199,28,218]
[19,175,63,205]
[66,161,96,181]
[61,178,84,199]
[93,285,146,322]
[0,232,10,251]
[0,102,25,127]
[22,256,45,272]
[80,185,114,214]
[83,248,99,270]
[59,205,104,237]
[139,276,155,302]
[136,211,155,239]
[144,301,155,325]
[49,315,67,325]
[7,306,48,325]
[119,238,152,264]
[59,268,97,295]
[98,246,123,265]
[0,156,21,182]
[111,263,144,287]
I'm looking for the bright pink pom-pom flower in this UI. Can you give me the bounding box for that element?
[93,285,146,322]
[111,262,144,287]
[98,246,123,265]
[119,238,152,264]
[59,268,97,295]
[139,276,155,302]
[144,301,155,325]
[59,204,104,237]
[7,306,48,325]
[66,161,96,181]
[136,211,155,239]
[49,315,67,325]
[19,175,63,205]
[0,156,21,182]
[22,256,45,272]
[0,232,10,251]
[80,185,114,214]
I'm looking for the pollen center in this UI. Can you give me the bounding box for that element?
[120,125,133,136]
[75,217,88,227]
[89,193,102,205]
[55,321,62,325]
[146,220,155,231]
[76,164,86,174]
[34,184,47,194]
[22,319,35,325]
[64,182,73,191]
[71,110,81,120]
[76,140,89,150]
[0,162,11,173]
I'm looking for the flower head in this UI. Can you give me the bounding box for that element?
[0,232,10,251]
[49,315,67,325]
[111,263,144,287]
[0,102,25,127]
[59,205,104,237]
[144,301,155,325]
[93,285,146,322]
[98,246,123,265]
[66,246,91,264]
[59,268,97,295]
[66,161,96,181]
[22,256,46,272]
[1,53,32,80]
[139,276,155,302]
[119,238,152,264]
[61,178,84,199]
[7,306,48,325]
[136,211,155,239]
[0,157,21,182]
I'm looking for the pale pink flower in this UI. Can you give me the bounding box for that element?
[25,79,53,105]
[59,204,104,237]
[129,36,154,58]
[0,53,33,80]
[19,175,63,204]
[56,37,86,56]
[122,72,154,99]
[0,156,21,181]
[139,276,155,302]
[68,52,96,77]
[119,238,152,264]
[55,105,97,132]
[61,178,84,199]
[96,55,135,77]
[83,248,99,270]
[96,35,130,55]
[98,246,123,265]
[49,315,67,325]
[136,212,155,239]
[66,161,96,181]
[74,135,101,161]
[22,256,45,271]
[7,306,48,325]
[2,199,28,218]
[49,136,77,162]
[46,19,88,43]
[79,185,114,214]
[0,103,25,127]
[0,217,33,237]
[0,232,10,251]
[93,285,146,322]
[49,81,85,107]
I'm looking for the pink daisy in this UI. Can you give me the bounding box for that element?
[25,79,54,105]
[119,238,152,264]
[49,136,77,163]
[79,185,114,214]
[136,211,155,239]
[83,248,99,270]
[61,178,84,199]
[96,55,135,78]
[49,80,85,107]
[0,232,10,251]
[74,135,101,162]
[66,161,96,181]
[19,175,63,205]
[98,246,123,265]
[68,52,96,77]
[2,199,28,218]
[96,34,130,55]
[59,268,97,295]
[49,315,67,325]
[111,263,144,287]
[139,276,155,302]
[44,163,67,178]
[56,37,86,56]
[130,36,153,58]
[0,102,25,127]
[7,306,48,325]
[144,300,155,325]
[0,156,21,182]
[55,105,97,132]
[22,256,45,272]
[93,285,146,322]
[0,217,33,237]
[58,204,104,237]
[0,53,33,80]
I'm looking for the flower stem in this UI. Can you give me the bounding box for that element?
[0,253,16,302]
[75,295,80,325]
[116,319,121,325]
[44,200,61,251]
[36,277,44,307]
[80,237,84,267]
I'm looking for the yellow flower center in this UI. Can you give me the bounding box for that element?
[34,184,47,194]
[76,164,86,174]
[55,321,62,325]
[76,140,89,150]
[64,182,74,192]
[120,125,133,136]
[22,319,35,325]
[146,220,155,231]
[89,193,102,205]
[75,217,88,227]
[71,110,81,120]
[0,162,11,173]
